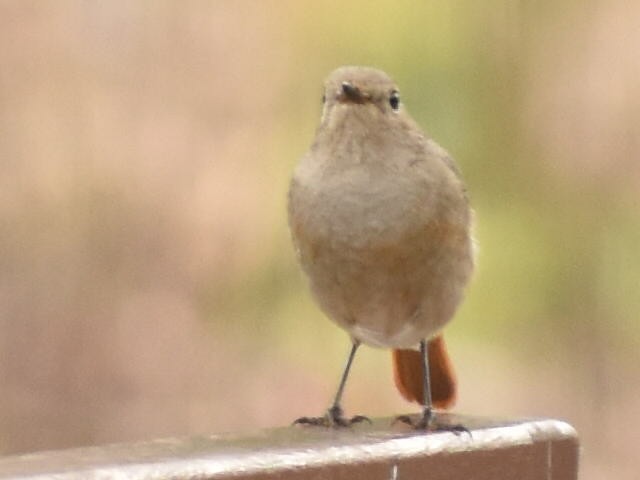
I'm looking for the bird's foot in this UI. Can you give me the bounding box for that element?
[293,405,371,428]
[394,408,470,436]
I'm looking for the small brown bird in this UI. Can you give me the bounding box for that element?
[288,66,474,429]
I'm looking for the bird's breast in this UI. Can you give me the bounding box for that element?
[288,163,473,348]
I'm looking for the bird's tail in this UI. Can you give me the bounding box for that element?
[392,335,457,409]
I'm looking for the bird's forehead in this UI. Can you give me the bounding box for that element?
[324,66,397,93]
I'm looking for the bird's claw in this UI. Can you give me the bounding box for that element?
[393,410,471,436]
[293,405,371,428]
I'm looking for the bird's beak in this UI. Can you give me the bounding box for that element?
[339,81,365,103]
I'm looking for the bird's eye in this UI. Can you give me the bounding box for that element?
[322,93,326,104]
[389,91,400,111]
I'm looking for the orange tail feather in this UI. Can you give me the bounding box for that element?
[392,335,457,409]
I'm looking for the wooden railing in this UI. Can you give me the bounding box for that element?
[0,414,578,479]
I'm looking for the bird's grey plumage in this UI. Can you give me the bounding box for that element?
[288,66,474,348]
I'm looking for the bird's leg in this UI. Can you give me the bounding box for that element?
[395,339,469,435]
[294,340,370,427]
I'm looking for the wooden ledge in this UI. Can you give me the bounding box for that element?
[0,414,579,479]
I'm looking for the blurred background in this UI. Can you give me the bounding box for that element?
[1,1,638,478]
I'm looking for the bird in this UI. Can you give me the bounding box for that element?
[287,66,474,429]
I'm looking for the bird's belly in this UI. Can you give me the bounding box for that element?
[302,229,473,348]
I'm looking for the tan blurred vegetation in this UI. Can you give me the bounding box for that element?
[1,1,638,478]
